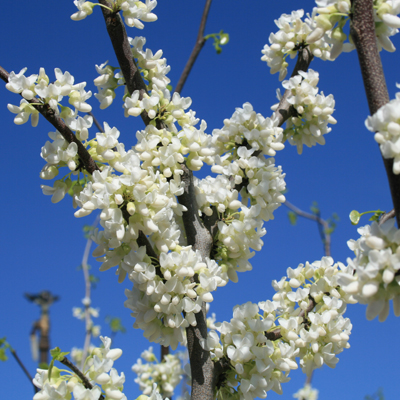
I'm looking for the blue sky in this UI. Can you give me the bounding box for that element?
[1,1,400,399]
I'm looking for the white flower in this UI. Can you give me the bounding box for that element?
[366,86,400,173]
[71,0,95,21]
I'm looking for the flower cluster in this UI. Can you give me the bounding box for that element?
[293,384,319,400]
[132,346,183,398]
[71,0,158,30]
[33,337,126,400]
[365,84,400,174]
[261,10,331,81]
[338,219,400,321]
[305,1,353,60]
[272,69,337,154]
[307,0,400,56]
[94,37,171,111]
[197,103,286,282]
[124,246,227,349]
[6,67,92,126]
[72,298,101,338]
[204,257,353,400]
[129,36,171,91]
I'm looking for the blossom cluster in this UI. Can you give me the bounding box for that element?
[71,0,158,30]
[308,0,400,54]
[33,337,126,400]
[194,103,287,283]
[262,1,400,81]
[261,9,332,81]
[94,36,172,112]
[203,257,353,400]
[272,69,337,154]
[365,83,400,174]
[72,297,101,338]
[123,246,227,349]
[293,384,319,400]
[132,346,183,398]
[338,219,400,322]
[5,61,287,349]
[6,67,92,126]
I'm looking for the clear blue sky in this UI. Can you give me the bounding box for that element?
[1,1,399,399]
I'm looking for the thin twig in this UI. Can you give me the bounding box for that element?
[273,47,313,127]
[284,200,331,257]
[10,348,38,393]
[60,357,105,399]
[175,0,213,94]
[379,209,396,225]
[80,216,100,370]
[266,296,317,341]
[87,112,104,133]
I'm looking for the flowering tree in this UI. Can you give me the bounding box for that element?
[1,0,400,399]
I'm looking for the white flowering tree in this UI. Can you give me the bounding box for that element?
[1,0,400,399]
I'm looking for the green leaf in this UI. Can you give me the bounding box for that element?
[50,347,69,361]
[106,316,126,334]
[288,211,297,226]
[0,348,8,361]
[369,210,385,222]
[310,201,320,215]
[349,210,361,225]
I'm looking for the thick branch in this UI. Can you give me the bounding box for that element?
[178,164,216,399]
[174,0,213,94]
[350,0,400,226]
[186,304,216,400]
[0,66,99,175]
[178,163,213,257]
[273,47,314,127]
[284,200,331,257]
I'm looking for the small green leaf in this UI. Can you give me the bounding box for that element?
[288,211,297,226]
[0,348,8,361]
[349,210,361,225]
[106,316,126,334]
[369,210,385,222]
[50,347,69,361]
[310,201,320,215]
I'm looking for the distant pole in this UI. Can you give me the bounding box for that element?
[25,291,59,366]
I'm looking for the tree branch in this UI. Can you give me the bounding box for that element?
[178,163,216,399]
[350,0,400,226]
[80,217,99,370]
[174,0,213,94]
[266,295,317,341]
[284,200,331,257]
[87,111,104,133]
[60,357,104,400]
[379,208,396,225]
[273,47,314,127]
[98,0,156,127]
[9,348,38,393]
